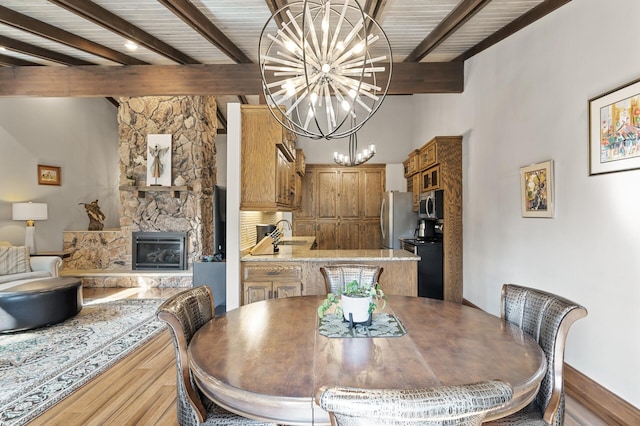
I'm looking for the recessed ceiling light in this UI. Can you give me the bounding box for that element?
[124,40,138,51]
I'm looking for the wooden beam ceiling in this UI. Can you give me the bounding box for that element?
[47,0,196,64]
[0,62,462,97]
[0,34,95,66]
[405,0,492,62]
[0,4,146,65]
[0,54,39,67]
[159,0,252,64]
[455,0,573,62]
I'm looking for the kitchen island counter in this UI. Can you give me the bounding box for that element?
[242,236,419,262]
[241,237,419,301]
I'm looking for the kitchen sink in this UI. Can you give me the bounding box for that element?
[277,240,307,246]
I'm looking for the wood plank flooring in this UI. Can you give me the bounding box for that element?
[28,288,608,425]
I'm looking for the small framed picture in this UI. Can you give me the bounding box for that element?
[38,164,61,186]
[520,160,553,218]
[589,77,640,175]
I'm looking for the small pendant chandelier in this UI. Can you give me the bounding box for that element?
[259,0,392,140]
[333,118,375,166]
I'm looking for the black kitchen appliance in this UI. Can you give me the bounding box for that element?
[416,218,436,241]
[401,236,443,300]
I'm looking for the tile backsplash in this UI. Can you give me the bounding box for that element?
[239,211,283,251]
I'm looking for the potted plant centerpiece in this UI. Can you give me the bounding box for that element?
[318,280,385,325]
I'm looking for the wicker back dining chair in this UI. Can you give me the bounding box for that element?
[485,284,588,426]
[320,264,383,294]
[316,380,513,426]
[156,286,275,426]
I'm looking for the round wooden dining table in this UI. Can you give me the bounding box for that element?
[188,295,546,425]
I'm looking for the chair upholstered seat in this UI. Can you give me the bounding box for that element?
[484,284,587,426]
[317,381,513,426]
[320,264,383,294]
[156,286,275,426]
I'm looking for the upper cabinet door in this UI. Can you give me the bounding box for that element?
[361,168,385,219]
[316,169,338,219]
[339,170,360,219]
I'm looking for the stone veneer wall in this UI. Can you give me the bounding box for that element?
[64,96,217,273]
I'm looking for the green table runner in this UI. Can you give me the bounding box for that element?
[318,313,407,338]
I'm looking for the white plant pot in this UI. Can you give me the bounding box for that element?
[341,295,371,323]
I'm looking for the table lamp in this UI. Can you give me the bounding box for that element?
[12,202,48,254]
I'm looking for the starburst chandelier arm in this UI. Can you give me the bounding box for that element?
[324,83,336,129]
[262,54,307,69]
[328,0,350,55]
[303,3,323,64]
[320,1,331,60]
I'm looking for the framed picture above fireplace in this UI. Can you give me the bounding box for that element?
[146,134,172,186]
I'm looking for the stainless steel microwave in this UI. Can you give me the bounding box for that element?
[419,190,444,219]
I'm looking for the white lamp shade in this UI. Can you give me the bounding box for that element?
[12,202,48,221]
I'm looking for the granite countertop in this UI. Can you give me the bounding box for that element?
[242,236,420,262]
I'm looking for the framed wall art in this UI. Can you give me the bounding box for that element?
[37,164,61,186]
[589,77,640,175]
[146,134,172,186]
[520,160,554,218]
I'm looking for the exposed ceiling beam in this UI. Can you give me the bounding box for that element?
[0,34,95,66]
[0,4,146,65]
[0,54,39,67]
[455,0,573,62]
[264,0,287,29]
[405,0,493,62]
[216,108,227,130]
[0,62,463,97]
[47,0,197,64]
[364,0,389,33]
[159,0,252,64]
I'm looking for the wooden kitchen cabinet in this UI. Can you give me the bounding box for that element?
[242,263,302,305]
[293,164,385,249]
[240,105,300,211]
[403,135,463,303]
[419,140,437,170]
[403,150,419,177]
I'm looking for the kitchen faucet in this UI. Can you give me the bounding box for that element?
[275,219,292,232]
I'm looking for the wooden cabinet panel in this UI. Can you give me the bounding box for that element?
[295,169,316,220]
[294,165,385,250]
[316,221,338,250]
[412,173,420,211]
[240,105,301,211]
[404,150,419,177]
[294,220,315,237]
[244,281,271,304]
[273,282,302,298]
[359,220,382,249]
[337,221,360,249]
[339,170,360,219]
[242,263,303,305]
[419,140,437,171]
[420,164,440,193]
[362,168,384,219]
[317,170,338,219]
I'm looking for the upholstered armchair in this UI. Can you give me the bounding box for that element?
[317,380,513,426]
[156,286,275,426]
[485,284,587,426]
[320,264,383,294]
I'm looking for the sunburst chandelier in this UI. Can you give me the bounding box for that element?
[259,0,392,140]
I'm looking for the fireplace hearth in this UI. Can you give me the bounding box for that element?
[132,232,187,270]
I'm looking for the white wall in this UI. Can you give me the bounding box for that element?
[0,98,120,251]
[411,0,639,407]
[296,95,416,164]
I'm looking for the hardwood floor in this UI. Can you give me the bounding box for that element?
[29,288,608,425]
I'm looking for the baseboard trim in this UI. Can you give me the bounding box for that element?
[461,298,640,424]
[564,364,640,425]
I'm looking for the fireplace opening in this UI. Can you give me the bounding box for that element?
[132,232,187,270]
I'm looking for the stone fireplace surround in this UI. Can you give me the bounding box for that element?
[62,96,217,288]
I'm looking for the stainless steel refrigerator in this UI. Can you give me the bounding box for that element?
[380,191,418,249]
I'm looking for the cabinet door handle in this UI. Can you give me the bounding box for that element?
[267,271,278,275]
